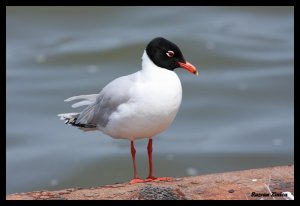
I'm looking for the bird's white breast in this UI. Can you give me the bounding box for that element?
[102,51,182,140]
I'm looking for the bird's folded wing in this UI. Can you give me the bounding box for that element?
[75,74,136,128]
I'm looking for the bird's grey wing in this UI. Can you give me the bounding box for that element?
[75,74,135,128]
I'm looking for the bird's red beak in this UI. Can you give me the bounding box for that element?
[178,61,198,76]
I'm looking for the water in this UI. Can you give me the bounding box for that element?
[6,6,294,194]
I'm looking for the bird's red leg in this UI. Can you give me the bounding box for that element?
[145,138,172,182]
[147,138,154,178]
[129,141,143,184]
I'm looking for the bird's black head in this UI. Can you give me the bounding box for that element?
[146,37,186,71]
[145,37,198,75]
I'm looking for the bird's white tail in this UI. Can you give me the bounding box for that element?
[64,94,98,108]
[58,112,97,131]
[58,94,99,131]
[58,112,80,125]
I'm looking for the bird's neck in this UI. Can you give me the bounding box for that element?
[141,50,166,75]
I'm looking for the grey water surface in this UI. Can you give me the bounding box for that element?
[6,6,294,194]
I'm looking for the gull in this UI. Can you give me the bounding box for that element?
[58,37,198,184]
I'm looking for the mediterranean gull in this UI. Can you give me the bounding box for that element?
[58,37,198,184]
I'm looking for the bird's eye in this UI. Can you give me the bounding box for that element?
[166,50,174,57]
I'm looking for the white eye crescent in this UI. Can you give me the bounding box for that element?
[166,50,174,57]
